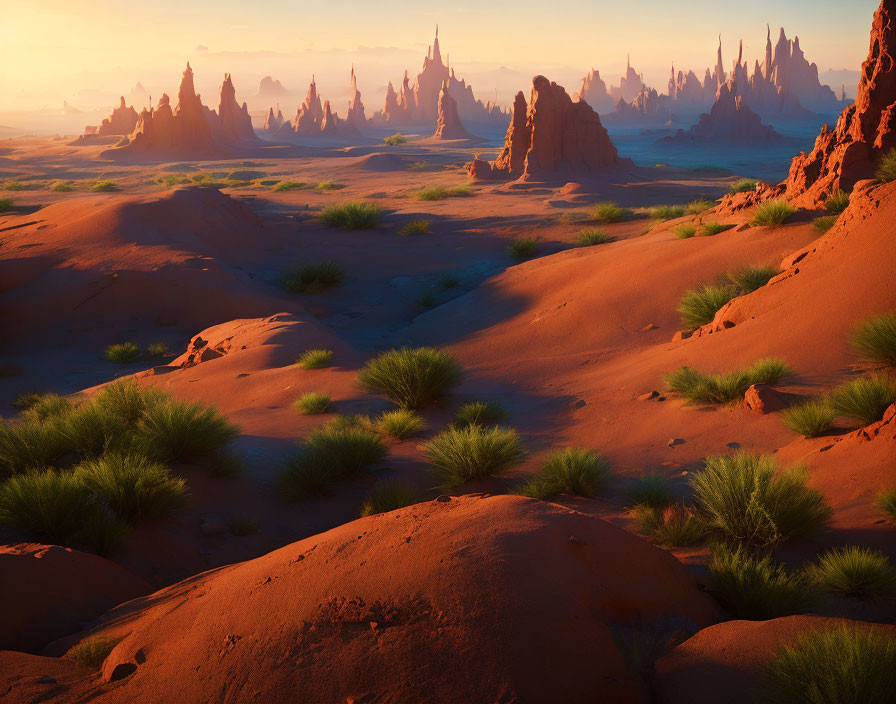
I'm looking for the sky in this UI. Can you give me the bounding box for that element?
[1,0,879,113]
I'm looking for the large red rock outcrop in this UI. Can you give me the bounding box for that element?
[274,74,361,141]
[784,0,896,205]
[0,543,150,653]
[98,97,139,136]
[345,66,366,128]
[433,80,473,139]
[213,73,258,144]
[471,76,631,181]
[43,495,717,704]
[573,68,614,112]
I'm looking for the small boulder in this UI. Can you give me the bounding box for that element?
[744,383,785,414]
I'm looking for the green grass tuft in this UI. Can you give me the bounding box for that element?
[0,198,12,212]
[358,347,463,409]
[294,392,332,415]
[315,180,345,191]
[375,409,425,440]
[688,199,716,214]
[753,199,798,227]
[702,222,733,236]
[690,452,831,546]
[576,228,610,246]
[506,236,539,259]
[727,265,778,293]
[849,312,896,367]
[297,348,334,369]
[135,399,239,463]
[415,185,473,200]
[824,191,850,215]
[382,133,407,146]
[627,473,676,509]
[664,358,793,404]
[92,180,118,192]
[633,503,705,547]
[673,224,697,239]
[781,399,835,438]
[50,181,75,192]
[728,178,758,194]
[875,148,896,182]
[320,201,382,229]
[808,546,896,600]
[516,447,610,499]
[23,394,74,423]
[65,636,123,669]
[424,424,526,487]
[812,215,837,234]
[400,219,431,235]
[273,180,307,191]
[454,401,507,427]
[677,285,735,330]
[828,374,896,426]
[283,261,344,294]
[104,342,140,363]
[359,479,418,517]
[591,201,626,223]
[875,488,896,523]
[651,204,687,220]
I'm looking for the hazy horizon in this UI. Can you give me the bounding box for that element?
[2,0,878,114]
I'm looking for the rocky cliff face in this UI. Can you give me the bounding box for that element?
[471,76,631,181]
[784,0,896,205]
[573,69,614,112]
[433,81,473,139]
[345,67,367,128]
[271,73,361,141]
[97,97,139,136]
[215,73,257,143]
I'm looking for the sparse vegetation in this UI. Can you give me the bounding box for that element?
[875,489,896,523]
[320,201,382,229]
[633,503,705,547]
[650,204,687,220]
[753,199,798,227]
[676,285,736,330]
[375,409,425,440]
[728,178,758,194]
[273,180,307,191]
[51,181,75,192]
[849,312,896,367]
[0,198,12,213]
[591,201,626,223]
[576,229,610,246]
[135,398,240,464]
[3,181,23,191]
[828,374,896,426]
[11,391,45,410]
[360,479,418,517]
[688,199,716,214]
[824,191,850,215]
[673,224,697,239]
[283,261,344,293]
[690,452,831,546]
[709,543,816,619]
[400,219,431,235]
[812,215,837,233]
[66,636,123,669]
[297,348,334,369]
[516,447,610,499]
[664,358,793,405]
[808,546,896,600]
[875,148,896,182]
[92,180,118,192]
[781,399,835,438]
[506,236,539,259]
[104,342,141,363]
[727,264,779,292]
[415,185,473,200]
[315,180,345,191]
[702,222,733,236]
[383,133,407,146]
[627,473,676,509]
[454,401,507,427]
[145,342,170,359]
[768,624,896,704]
[295,392,332,415]
[23,394,74,422]
[358,347,463,409]
[424,425,526,487]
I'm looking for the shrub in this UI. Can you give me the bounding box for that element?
[144,342,170,359]
[849,312,896,367]
[22,394,74,422]
[383,133,407,146]
[808,546,896,600]
[437,273,459,289]
[50,404,128,460]
[0,421,69,474]
[400,219,431,235]
[677,284,735,330]
[320,201,382,229]
[517,447,610,499]
[295,392,331,415]
[576,229,610,246]
[781,399,835,438]
[278,450,334,500]
[273,181,307,191]
[728,178,758,194]
[424,425,526,487]
[92,180,118,192]
[688,199,716,214]
[358,347,463,409]
[690,452,832,545]
[66,636,123,669]
[315,180,345,191]
[702,222,733,236]
[93,380,165,425]
[135,399,239,463]
[74,453,187,524]
[104,342,141,363]
[628,473,676,509]
[51,181,75,192]
[296,348,333,369]
[375,409,425,440]
[11,391,44,409]
[0,198,12,212]
[673,224,697,239]
[415,185,472,201]
[651,204,687,220]
[4,181,23,191]
[506,236,539,259]
[283,261,344,293]
[455,401,506,427]
[359,479,418,517]
[727,265,778,293]
[812,215,837,233]
[633,503,705,547]
[824,191,850,214]
[664,358,793,404]
[875,148,896,182]
[875,489,896,523]
[709,543,816,619]
[828,374,896,426]
[591,201,625,223]
[768,624,896,704]
[307,426,387,477]
[753,199,797,227]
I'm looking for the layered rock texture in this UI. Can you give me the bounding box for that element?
[784,0,896,205]
[433,81,473,139]
[471,76,630,181]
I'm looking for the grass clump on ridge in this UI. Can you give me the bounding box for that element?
[808,546,896,600]
[51,181,76,192]
[103,342,140,363]
[753,199,798,227]
[709,542,816,619]
[875,488,896,523]
[375,409,425,440]
[0,198,12,213]
[812,215,838,233]
[424,424,526,488]
[283,261,344,294]
[576,229,610,246]
[515,447,610,499]
[688,199,716,214]
[358,347,463,409]
[320,201,382,229]
[296,348,334,369]
[627,473,676,509]
[506,236,539,259]
[673,224,697,239]
[728,178,758,194]
[294,392,332,415]
[650,204,687,220]
[824,191,850,215]
[768,624,896,704]
[134,397,240,465]
[633,503,705,547]
[875,148,896,182]
[315,180,345,191]
[828,374,896,426]
[400,219,432,236]
[591,201,627,223]
[781,399,836,438]
[690,452,831,546]
[92,180,118,192]
[664,357,793,405]
[383,133,407,146]
[677,266,778,331]
[359,479,418,517]
[849,311,896,367]
[65,636,124,670]
[702,222,733,236]
[273,180,307,191]
[455,401,507,427]
[415,185,473,200]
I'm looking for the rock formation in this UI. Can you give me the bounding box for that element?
[263,105,284,131]
[97,97,139,136]
[212,73,258,144]
[471,76,631,181]
[345,66,367,128]
[271,74,361,141]
[606,87,668,123]
[784,0,896,205]
[125,81,150,110]
[573,69,614,112]
[255,75,291,104]
[609,55,645,103]
[433,81,473,139]
[662,80,784,143]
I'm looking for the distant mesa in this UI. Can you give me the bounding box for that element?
[255,75,292,103]
[264,70,361,142]
[100,63,259,160]
[471,75,632,181]
[784,0,896,205]
[433,80,474,139]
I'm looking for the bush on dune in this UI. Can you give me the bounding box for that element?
[51,181,75,192]
[702,222,733,236]
[516,447,610,499]
[576,229,610,246]
[400,219,431,236]
[415,185,472,200]
[591,201,626,223]
[627,473,676,509]
[424,424,526,487]
[375,409,425,440]
[272,181,307,192]
[455,401,507,427]
[104,342,141,363]
[92,180,118,192]
[506,236,539,259]
[673,224,697,239]
[650,204,687,220]
[727,265,778,293]
[875,488,896,523]
[664,358,792,404]
[812,215,838,233]
[688,199,716,214]
[296,348,334,369]
[283,261,344,293]
[728,178,758,194]
[753,199,797,227]
[294,392,331,415]
[781,399,835,438]
[65,636,123,670]
[677,285,734,330]
[382,133,407,146]
[135,398,239,464]
[0,198,12,212]
[808,546,896,600]
[359,479,418,517]
[23,394,74,422]
[828,374,896,426]
[320,201,382,229]
[633,503,705,547]
[875,148,896,182]
[358,347,463,409]
[824,191,850,214]
[849,312,896,367]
